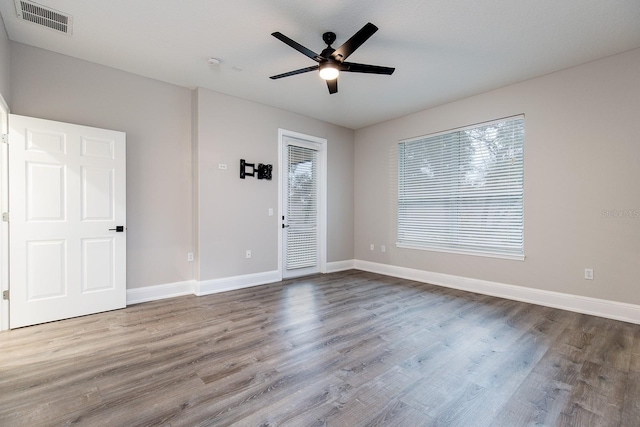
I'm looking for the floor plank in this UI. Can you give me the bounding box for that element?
[1,270,638,426]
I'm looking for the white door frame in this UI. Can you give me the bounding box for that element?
[0,95,8,331]
[277,128,327,280]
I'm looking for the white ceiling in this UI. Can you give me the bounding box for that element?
[1,0,640,129]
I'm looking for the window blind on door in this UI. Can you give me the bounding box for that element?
[286,145,318,269]
[398,116,525,259]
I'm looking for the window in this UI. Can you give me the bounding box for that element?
[398,116,524,260]
[286,144,318,270]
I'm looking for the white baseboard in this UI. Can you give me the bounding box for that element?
[125,261,358,306]
[326,259,355,273]
[354,260,640,325]
[196,270,280,296]
[126,261,640,326]
[126,280,196,305]
[127,270,281,305]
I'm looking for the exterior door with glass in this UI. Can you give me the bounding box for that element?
[281,136,322,279]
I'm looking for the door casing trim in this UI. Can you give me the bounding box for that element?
[0,94,9,331]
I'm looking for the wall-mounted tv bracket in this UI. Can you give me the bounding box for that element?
[240,159,272,180]
[240,159,255,178]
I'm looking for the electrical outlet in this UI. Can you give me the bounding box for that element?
[187,253,194,262]
[584,268,593,280]
[381,245,386,253]
[218,163,227,170]
[246,250,252,259]
[370,244,374,251]
[268,208,273,216]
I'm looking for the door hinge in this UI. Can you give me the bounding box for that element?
[2,290,8,300]
[1,212,8,222]
[1,134,7,144]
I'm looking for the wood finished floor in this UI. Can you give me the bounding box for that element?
[1,270,639,427]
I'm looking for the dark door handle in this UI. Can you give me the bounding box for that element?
[109,226,124,232]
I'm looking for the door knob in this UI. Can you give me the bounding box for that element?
[109,226,124,232]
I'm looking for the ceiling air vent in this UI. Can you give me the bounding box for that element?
[14,0,73,34]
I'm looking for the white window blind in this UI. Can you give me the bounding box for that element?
[286,145,318,269]
[398,116,524,259]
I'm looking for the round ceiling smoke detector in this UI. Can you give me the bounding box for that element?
[207,57,221,66]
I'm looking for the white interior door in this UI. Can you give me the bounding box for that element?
[281,134,325,279]
[9,115,126,328]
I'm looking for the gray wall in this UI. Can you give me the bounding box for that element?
[10,43,194,289]
[354,47,640,305]
[0,14,9,104]
[8,43,355,287]
[196,88,354,280]
[13,32,637,310]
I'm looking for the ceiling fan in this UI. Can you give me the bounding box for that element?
[270,22,395,94]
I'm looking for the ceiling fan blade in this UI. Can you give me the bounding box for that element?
[270,65,319,80]
[271,32,323,62]
[332,23,378,61]
[326,78,338,94]
[342,62,395,75]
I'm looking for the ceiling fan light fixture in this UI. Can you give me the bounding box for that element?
[319,64,339,80]
[270,23,394,93]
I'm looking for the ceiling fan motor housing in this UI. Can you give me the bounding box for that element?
[321,47,336,60]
